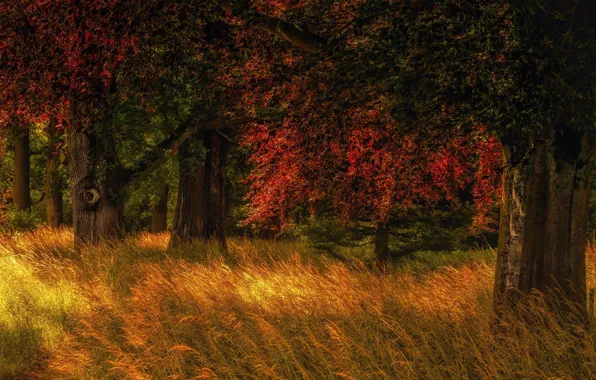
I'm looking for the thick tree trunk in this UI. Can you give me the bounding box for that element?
[67,127,125,248]
[151,185,169,233]
[171,137,205,246]
[374,223,390,261]
[45,123,63,227]
[12,129,31,211]
[170,132,229,249]
[202,131,229,250]
[494,133,596,320]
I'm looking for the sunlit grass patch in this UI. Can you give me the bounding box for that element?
[0,248,87,378]
[3,227,75,258]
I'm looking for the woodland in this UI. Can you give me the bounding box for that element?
[0,0,595,378]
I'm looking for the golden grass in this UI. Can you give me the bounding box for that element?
[1,228,596,379]
[0,229,86,378]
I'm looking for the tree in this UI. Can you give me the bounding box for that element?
[0,0,212,247]
[171,134,205,246]
[165,19,241,249]
[12,127,31,211]
[0,133,7,225]
[201,131,230,249]
[151,185,169,233]
[490,1,596,319]
[45,119,64,227]
[170,130,231,248]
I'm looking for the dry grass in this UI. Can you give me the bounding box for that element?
[1,228,596,379]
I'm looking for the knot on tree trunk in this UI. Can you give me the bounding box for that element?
[85,188,101,206]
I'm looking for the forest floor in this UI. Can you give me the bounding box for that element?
[1,228,595,379]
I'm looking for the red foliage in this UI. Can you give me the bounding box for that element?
[0,0,197,127]
[243,115,502,231]
[224,6,503,231]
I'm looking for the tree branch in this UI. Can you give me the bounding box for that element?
[124,110,249,185]
[253,17,326,54]
[222,3,326,54]
[215,128,239,146]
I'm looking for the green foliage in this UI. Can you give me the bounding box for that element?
[0,125,56,231]
[124,157,178,232]
[300,206,496,260]
[225,146,252,236]
[3,204,43,231]
[335,1,596,140]
[113,41,224,232]
[389,249,496,273]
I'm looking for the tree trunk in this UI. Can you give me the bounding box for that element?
[67,127,125,248]
[202,131,229,250]
[170,137,205,246]
[170,132,229,249]
[494,133,596,320]
[45,123,63,227]
[12,129,31,211]
[374,223,390,261]
[151,185,169,233]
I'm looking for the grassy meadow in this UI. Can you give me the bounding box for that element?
[1,228,595,379]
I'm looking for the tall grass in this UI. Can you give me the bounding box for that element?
[1,228,595,379]
[0,229,86,378]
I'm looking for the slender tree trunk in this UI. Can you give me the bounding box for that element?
[494,133,596,320]
[13,129,31,211]
[202,131,229,250]
[170,137,205,246]
[45,123,63,227]
[151,185,169,233]
[374,223,390,261]
[67,126,125,248]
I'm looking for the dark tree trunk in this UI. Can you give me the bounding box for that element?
[494,133,596,320]
[170,132,229,249]
[45,123,63,227]
[171,137,205,246]
[151,185,169,233]
[374,223,390,261]
[12,129,31,211]
[67,126,125,248]
[202,131,229,250]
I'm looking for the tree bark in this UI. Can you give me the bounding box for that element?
[374,223,390,261]
[202,131,229,250]
[45,123,63,227]
[170,132,229,249]
[67,126,125,248]
[170,137,205,246]
[494,133,596,320]
[12,129,31,211]
[151,185,169,233]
